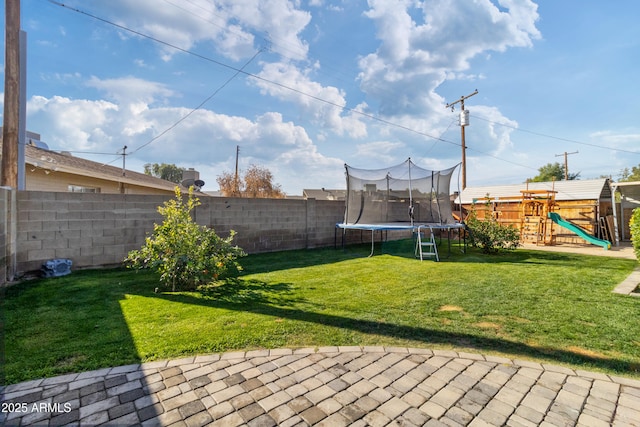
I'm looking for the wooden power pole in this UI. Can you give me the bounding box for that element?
[1,0,20,188]
[234,145,240,196]
[446,90,478,190]
[555,151,578,180]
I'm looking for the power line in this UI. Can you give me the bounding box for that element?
[81,41,262,168]
[45,0,458,149]
[471,114,640,155]
[465,146,538,172]
[129,48,263,157]
[44,0,635,179]
[163,0,358,86]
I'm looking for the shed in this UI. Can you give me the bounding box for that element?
[610,181,640,243]
[457,179,614,246]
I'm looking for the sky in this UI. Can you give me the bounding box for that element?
[2,0,640,195]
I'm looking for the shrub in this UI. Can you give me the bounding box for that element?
[630,207,640,261]
[465,206,520,254]
[125,187,246,291]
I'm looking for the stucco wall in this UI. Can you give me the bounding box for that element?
[26,169,176,195]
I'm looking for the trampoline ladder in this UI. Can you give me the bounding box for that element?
[415,225,439,261]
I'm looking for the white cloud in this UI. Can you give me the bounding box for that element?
[83,0,310,61]
[359,0,540,116]
[589,130,640,150]
[27,95,119,151]
[22,0,586,194]
[24,91,345,194]
[469,106,519,155]
[86,76,174,105]
[356,140,406,163]
[252,61,368,138]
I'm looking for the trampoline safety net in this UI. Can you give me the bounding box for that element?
[343,159,459,225]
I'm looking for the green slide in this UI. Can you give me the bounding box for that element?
[547,212,611,250]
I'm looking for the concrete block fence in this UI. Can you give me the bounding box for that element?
[0,190,399,285]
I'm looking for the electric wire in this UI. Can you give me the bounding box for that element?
[45,0,458,149]
[44,0,638,176]
[471,114,640,155]
[99,48,262,167]
[166,0,359,87]
[130,49,263,156]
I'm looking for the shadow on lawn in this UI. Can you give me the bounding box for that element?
[2,272,141,386]
[244,240,627,274]
[153,277,638,376]
[196,279,305,307]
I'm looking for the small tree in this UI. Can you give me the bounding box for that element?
[630,207,640,261]
[244,164,284,198]
[619,164,640,182]
[216,171,243,197]
[465,204,520,254]
[528,162,579,182]
[125,187,245,291]
[144,163,186,184]
[217,164,284,198]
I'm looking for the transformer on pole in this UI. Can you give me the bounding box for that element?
[446,89,478,190]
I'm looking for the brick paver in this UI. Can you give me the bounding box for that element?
[3,347,639,426]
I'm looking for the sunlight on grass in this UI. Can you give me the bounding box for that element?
[3,243,639,384]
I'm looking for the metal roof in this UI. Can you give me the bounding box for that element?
[458,179,612,204]
[303,189,346,200]
[611,181,640,204]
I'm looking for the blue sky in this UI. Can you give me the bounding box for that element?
[2,0,640,194]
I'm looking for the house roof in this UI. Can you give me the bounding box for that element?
[303,189,346,200]
[458,179,612,204]
[25,144,180,192]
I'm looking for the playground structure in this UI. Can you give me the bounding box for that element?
[519,189,557,246]
[463,181,613,250]
[548,212,611,249]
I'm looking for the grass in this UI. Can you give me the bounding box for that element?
[2,239,639,385]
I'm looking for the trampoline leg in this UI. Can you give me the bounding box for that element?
[368,229,375,257]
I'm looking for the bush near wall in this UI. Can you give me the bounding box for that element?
[630,207,640,260]
[125,188,245,291]
[465,207,520,254]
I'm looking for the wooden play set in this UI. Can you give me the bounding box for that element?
[467,184,613,248]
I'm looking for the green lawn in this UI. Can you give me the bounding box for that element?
[2,240,639,385]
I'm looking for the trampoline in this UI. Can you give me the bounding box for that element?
[336,158,465,257]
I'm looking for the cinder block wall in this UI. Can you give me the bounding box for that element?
[195,197,310,253]
[14,191,347,276]
[16,192,168,274]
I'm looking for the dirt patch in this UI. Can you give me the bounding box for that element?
[474,322,501,330]
[54,355,88,370]
[439,305,464,312]
[566,346,611,360]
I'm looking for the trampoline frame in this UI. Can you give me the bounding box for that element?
[335,222,466,257]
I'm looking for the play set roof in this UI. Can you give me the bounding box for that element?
[457,178,612,204]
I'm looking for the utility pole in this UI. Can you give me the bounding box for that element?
[121,145,127,176]
[1,0,21,188]
[446,89,478,190]
[234,145,240,196]
[555,151,578,180]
